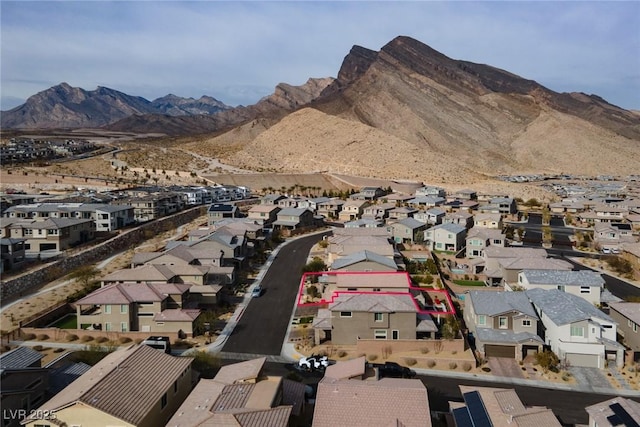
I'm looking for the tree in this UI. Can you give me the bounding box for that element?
[188,351,220,379]
[70,266,100,288]
[441,315,461,339]
[302,257,327,273]
[535,350,560,373]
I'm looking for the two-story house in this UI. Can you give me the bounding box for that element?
[207,203,241,225]
[1,237,26,272]
[424,223,466,252]
[3,218,95,255]
[339,200,370,222]
[464,291,543,360]
[465,228,506,258]
[246,204,281,226]
[273,208,317,232]
[388,218,428,244]
[388,206,418,221]
[443,211,474,229]
[316,198,344,219]
[608,302,640,362]
[316,293,418,345]
[413,207,446,226]
[473,213,503,229]
[330,250,399,272]
[415,185,446,197]
[24,345,193,427]
[514,270,605,305]
[594,222,636,250]
[526,288,624,368]
[362,202,395,220]
[406,196,446,209]
[350,187,387,201]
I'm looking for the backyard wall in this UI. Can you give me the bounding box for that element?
[355,338,466,355]
[19,327,181,344]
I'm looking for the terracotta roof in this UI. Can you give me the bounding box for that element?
[215,357,266,385]
[329,293,417,313]
[313,376,430,427]
[102,264,177,282]
[335,273,410,289]
[324,356,366,380]
[27,345,193,425]
[154,308,201,322]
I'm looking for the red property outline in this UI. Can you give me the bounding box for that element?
[296,271,456,316]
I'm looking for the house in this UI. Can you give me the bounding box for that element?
[23,345,193,427]
[450,386,561,427]
[443,211,474,229]
[621,242,640,275]
[608,302,640,361]
[406,196,445,209]
[1,347,49,427]
[514,270,605,305]
[415,185,446,197]
[550,200,586,214]
[463,291,543,360]
[362,202,395,220]
[297,196,330,213]
[413,207,446,226]
[326,232,395,265]
[344,218,384,228]
[116,191,184,222]
[207,203,240,224]
[473,212,503,229]
[316,198,344,219]
[261,194,287,205]
[167,357,306,427]
[424,223,466,252]
[0,237,26,272]
[479,246,553,286]
[526,288,624,368]
[273,208,317,231]
[585,397,640,427]
[465,228,506,258]
[350,186,387,201]
[75,281,201,335]
[388,217,428,244]
[338,200,370,221]
[453,189,478,200]
[330,250,399,272]
[594,222,636,250]
[317,293,418,345]
[325,272,412,298]
[247,204,281,226]
[313,357,431,427]
[3,218,95,256]
[277,196,305,209]
[388,206,418,221]
[478,197,517,215]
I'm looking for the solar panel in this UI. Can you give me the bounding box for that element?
[463,391,493,427]
[452,407,473,427]
[607,402,640,427]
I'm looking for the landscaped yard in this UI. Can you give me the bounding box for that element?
[49,314,77,329]
[453,280,486,287]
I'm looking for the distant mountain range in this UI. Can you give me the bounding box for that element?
[2,35,639,182]
[0,83,232,129]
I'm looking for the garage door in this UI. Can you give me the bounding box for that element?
[485,345,515,358]
[566,353,600,368]
[40,243,57,251]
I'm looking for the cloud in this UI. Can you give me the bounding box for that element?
[1,1,638,109]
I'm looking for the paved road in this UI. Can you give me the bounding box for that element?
[221,232,329,355]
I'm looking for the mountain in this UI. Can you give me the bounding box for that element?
[0,83,231,129]
[105,77,334,135]
[215,36,640,182]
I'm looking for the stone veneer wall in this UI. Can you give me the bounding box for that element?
[1,206,206,300]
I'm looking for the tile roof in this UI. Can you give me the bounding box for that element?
[28,345,193,425]
[484,246,548,258]
[76,282,165,305]
[154,308,201,322]
[468,291,538,318]
[324,356,366,380]
[500,258,573,270]
[395,217,427,229]
[609,302,640,324]
[520,269,605,287]
[476,329,543,345]
[329,293,417,313]
[0,346,43,370]
[335,272,410,289]
[331,250,398,270]
[102,264,178,282]
[585,397,640,427]
[429,223,466,234]
[313,376,430,427]
[215,357,266,385]
[526,288,613,325]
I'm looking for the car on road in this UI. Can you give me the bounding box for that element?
[298,354,330,372]
[251,285,263,298]
[368,361,416,379]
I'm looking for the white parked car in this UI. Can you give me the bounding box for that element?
[298,354,330,371]
[602,248,612,255]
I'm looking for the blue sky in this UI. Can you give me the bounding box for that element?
[1,1,639,110]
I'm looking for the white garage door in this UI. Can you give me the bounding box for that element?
[566,353,599,368]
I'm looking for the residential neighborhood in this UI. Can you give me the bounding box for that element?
[2,180,640,426]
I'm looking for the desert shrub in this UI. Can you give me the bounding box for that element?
[118,337,132,344]
[95,336,108,344]
[449,362,458,370]
[420,347,430,354]
[23,333,36,340]
[337,350,347,358]
[405,358,417,366]
[427,360,436,368]
[367,354,378,362]
[482,367,491,372]
[36,334,49,341]
[66,334,79,342]
[54,348,64,353]
[33,345,43,351]
[462,362,472,372]
[81,335,94,342]
[562,373,571,381]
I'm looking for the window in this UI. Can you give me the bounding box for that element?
[557,285,565,292]
[105,323,112,331]
[121,322,128,332]
[161,392,168,409]
[340,311,352,318]
[498,316,508,329]
[634,323,638,333]
[374,313,384,322]
[374,329,387,340]
[570,326,584,337]
[174,380,178,394]
[580,286,591,294]
[103,304,111,314]
[392,330,399,340]
[493,239,502,244]
[373,288,381,292]
[477,315,486,326]
[120,304,128,313]
[522,319,531,327]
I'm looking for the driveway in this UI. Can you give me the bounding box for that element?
[569,367,611,389]
[488,358,524,378]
